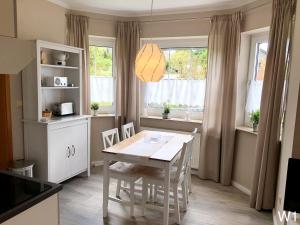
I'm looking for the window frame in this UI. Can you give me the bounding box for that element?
[140,37,208,121]
[244,32,269,126]
[89,36,116,114]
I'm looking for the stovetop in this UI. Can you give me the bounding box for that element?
[0,171,62,223]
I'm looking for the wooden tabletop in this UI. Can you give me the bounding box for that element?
[102,130,192,162]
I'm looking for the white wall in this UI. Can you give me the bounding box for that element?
[90,116,115,164]
[232,130,257,195]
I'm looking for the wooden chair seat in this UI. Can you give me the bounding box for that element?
[109,162,143,179]
[137,166,182,183]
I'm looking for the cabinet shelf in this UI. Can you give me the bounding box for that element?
[41,86,79,90]
[40,64,79,70]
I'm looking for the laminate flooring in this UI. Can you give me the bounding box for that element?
[59,167,272,225]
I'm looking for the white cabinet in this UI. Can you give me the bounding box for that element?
[48,126,71,183]
[22,41,90,183]
[24,117,90,183]
[48,122,88,183]
[22,40,83,121]
[70,123,88,176]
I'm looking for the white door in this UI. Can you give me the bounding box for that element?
[48,127,71,183]
[70,123,88,176]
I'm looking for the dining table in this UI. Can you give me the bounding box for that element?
[102,129,192,225]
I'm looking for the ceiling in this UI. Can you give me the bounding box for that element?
[48,0,257,17]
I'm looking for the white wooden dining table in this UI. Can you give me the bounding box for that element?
[102,130,192,225]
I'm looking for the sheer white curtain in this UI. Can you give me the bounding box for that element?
[245,80,263,113]
[90,77,114,104]
[144,79,206,109]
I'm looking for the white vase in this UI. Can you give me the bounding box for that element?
[92,110,98,116]
[162,113,169,119]
[253,123,258,132]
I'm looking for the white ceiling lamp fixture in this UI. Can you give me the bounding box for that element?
[135,0,166,82]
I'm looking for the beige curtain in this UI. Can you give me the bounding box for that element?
[250,0,296,210]
[66,14,90,114]
[115,21,140,130]
[198,12,242,185]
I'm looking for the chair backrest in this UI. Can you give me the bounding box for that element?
[102,128,120,149]
[192,128,198,136]
[175,137,194,182]
[121,122,135,140]
[187,128,198,162]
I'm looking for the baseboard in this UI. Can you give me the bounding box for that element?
[273,208,279,225]
[232,181,251,196]
[91,160,104,167]
[191,168,199,175]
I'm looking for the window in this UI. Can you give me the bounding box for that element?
[141,38,208,120]
[89,36,116,114]
[245,33,269,125]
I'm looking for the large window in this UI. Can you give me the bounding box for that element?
[245,33,269,124]
[89,37,115,114]
[142,38,208,120]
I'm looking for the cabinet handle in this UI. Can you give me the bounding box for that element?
[67,146,71,158]
[72,145,76,156]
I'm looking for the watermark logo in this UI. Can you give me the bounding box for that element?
[278,211,297,222]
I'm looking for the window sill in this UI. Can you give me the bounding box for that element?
[236,126,258,135]
[91,113,115,118]
[141,115,202,123]
[140,116,202,133]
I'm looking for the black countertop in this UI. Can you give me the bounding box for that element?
[0,171,62,223]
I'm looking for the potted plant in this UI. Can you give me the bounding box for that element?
[91,103,99,116]
[250,110,260,132]
[162,103,170,119]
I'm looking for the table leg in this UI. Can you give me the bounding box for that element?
[163,164,170,225]
[103,160,109,218]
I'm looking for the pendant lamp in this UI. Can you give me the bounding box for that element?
[135,0,166,82]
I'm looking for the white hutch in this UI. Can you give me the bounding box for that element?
[22,40,90,183]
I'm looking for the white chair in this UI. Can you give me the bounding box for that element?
[152,128,198,203]
[121,122,136,189]
[187,128,198,194]
[102,128,120,149]
[102,128,141,217]
[140,138,194,224]
[122,123,155,201]
[121,122,135,140]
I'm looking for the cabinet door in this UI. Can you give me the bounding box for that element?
[48,127,71,183]
[70,123,88,176]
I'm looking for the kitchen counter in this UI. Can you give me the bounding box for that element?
[0,171,62,224]
[23,115,91,125]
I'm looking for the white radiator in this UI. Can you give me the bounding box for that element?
[140,127,200,169]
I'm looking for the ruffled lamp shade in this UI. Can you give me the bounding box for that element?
[135,43,166,82]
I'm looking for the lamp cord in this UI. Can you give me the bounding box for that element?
[150,0,154,19]
[150,0,154,41]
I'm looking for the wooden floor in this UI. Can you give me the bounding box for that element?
[59,167,272,225]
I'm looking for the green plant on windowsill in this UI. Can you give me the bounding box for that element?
[162,103,170,119]
[91,102,99,116]
[250,110,260,132]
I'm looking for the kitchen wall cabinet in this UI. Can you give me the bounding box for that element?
[0,0,16,38]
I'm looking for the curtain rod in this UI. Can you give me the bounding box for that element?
[84,1,271,24]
